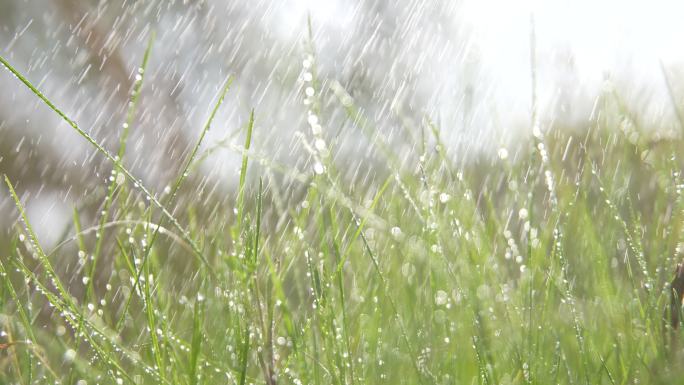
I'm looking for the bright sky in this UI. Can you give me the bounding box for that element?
[287,0,684,143]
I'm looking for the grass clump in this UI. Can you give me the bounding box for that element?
[3,34,684,385]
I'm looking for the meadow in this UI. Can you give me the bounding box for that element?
[2,32,684,385]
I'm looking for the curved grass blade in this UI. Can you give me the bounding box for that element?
[0,54,211,272]
[87,31,156,301]
[3,175,146,384]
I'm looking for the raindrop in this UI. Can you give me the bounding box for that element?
[313,162,324,175]
[498,148,509,160]
[435,290,448,306]
[439,193,451,203]
[63,349,77,363]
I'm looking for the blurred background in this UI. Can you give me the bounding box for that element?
[1,0,684,247]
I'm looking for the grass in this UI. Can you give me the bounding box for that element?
[2,31,684,385]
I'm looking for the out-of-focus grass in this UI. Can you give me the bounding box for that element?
[3,34,684,385]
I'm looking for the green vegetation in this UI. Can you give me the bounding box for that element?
[3,35,684,385]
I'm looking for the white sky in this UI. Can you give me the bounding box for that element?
[284,0,684,145]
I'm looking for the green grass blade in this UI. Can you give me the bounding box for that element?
[0,54,211,272]
[237,109,255,230]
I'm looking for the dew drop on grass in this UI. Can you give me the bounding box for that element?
[115,172,126,185]
[401,262,415,277]
[341,95,353,107]
[313,162,324,175]
[439,193,451,203]
[63,349,76,362]
[498,148,509,160]
[305,87,315,97]
[435,290,448,306]
[390,226,402,239]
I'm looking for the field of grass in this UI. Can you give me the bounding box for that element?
[3,33,684,385]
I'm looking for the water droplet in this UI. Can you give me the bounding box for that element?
[63,349,77,362]
[307,114,319,126]
[401,262,415,277]
[439,193,450,203]
[115,172,125,185]
[435,290,448,306]
[498,148,509,160]
[313,162,324,175]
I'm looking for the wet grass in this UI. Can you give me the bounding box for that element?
[3,36,684,385]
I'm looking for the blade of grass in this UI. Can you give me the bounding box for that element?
[0,55,210,273]
[237,109,255,230]
[189,293,205,385]
[4,175,146,384]
[87,31,156,301]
